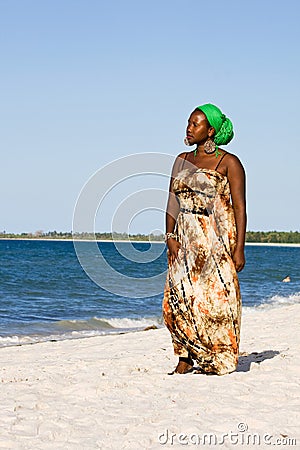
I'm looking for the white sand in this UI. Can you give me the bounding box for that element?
[0,305,299,449]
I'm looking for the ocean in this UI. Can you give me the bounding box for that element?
[0,239,299,347]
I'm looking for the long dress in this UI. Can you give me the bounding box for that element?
[163,154,241,375]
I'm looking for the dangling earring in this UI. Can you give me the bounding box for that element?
[204,138,216,154]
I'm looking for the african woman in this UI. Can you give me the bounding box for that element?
[163,103,246,375]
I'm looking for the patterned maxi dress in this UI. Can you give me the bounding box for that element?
[163,155,241,375]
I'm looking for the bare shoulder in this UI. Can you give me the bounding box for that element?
[176,151,189,162]
[225,152,245,174]
[171,151,189,174]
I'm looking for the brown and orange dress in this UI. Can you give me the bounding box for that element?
[163,153,241,375]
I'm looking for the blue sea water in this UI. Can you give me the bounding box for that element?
[0,239,299,347]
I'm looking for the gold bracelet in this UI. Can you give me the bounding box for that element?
[164,232,177,242]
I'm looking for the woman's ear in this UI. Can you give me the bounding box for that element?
[208,126,215,138]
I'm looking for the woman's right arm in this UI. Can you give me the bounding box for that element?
[165,153,186,264]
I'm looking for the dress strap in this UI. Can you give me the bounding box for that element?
[180,152,189,171]
[214,152,227,171]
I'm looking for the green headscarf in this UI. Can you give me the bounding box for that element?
[197,103,234,146]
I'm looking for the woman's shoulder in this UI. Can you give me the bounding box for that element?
[222,151,246,176]
[172,151,189,167]
[170,151,190,177]
[176,151,189,160]
[175,150,196,164]
[223,151,244,167]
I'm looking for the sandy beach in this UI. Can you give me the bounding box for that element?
[0,304,299,449]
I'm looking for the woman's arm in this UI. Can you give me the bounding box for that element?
[166,189,180,234]
[165,153,186,264]
[226,154,247,272]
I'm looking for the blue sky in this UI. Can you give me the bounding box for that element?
[1,0,300,233]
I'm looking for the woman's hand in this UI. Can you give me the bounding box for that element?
[167,238,181,265]
[233,247,245,272]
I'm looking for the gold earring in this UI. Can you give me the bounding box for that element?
[204,138,216,154]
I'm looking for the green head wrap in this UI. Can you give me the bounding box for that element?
[197,103,234,146]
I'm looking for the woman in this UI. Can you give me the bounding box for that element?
[163,103,246,375]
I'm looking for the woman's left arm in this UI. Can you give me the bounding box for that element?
[226,154,247,272]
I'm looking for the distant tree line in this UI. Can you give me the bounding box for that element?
[246,231,300,243]
[0,230,300,243]
[0,231,164,241]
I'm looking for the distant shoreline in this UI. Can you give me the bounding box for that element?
[1,238,300,247]
[245,242,300,247]
[2,230,300,246]
[0,238,164,244]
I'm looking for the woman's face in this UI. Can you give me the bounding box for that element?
[186,110,213,146]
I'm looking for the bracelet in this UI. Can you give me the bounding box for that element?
[164,232,177,242]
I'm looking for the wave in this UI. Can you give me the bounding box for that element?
[0,316,163,348]
[261,292,300,307]
[56,316,163,331]
[243,292,300,313]
[1,293,300,348]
